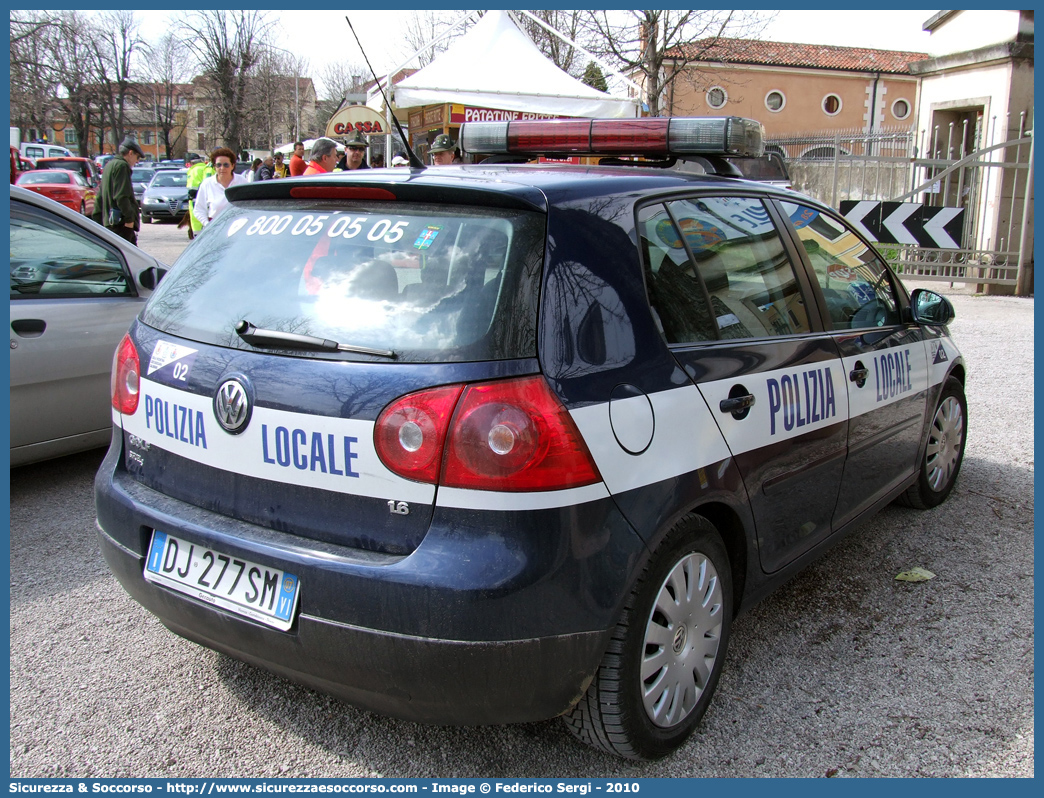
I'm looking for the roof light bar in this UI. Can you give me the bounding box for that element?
[460,117,765,158]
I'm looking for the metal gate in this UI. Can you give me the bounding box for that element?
[767,114,1034,294]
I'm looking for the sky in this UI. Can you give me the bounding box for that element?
[134,9,939,99]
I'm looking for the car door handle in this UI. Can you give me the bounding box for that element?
[719,394,755,414]
[849,366,869,387]
[11,319,46,338]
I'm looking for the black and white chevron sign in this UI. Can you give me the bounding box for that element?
[839,201,965,249]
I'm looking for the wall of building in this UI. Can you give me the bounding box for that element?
[670,65,919,135]
[924,10,1027,55]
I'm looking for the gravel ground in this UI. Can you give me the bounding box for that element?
[9,247,1034,777]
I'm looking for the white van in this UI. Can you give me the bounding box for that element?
[20,142,73,161]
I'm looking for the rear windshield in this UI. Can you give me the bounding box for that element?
[141,200,545,362]
[19,171,70,184]
[131,168,155,182]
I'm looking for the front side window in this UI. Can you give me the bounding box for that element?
[781,201,900,330]
[141,201,545,363]
[10,208,131,298]
[639,196,811,343]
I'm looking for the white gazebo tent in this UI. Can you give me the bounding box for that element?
[390,10,639,119]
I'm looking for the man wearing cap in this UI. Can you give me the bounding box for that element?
[336,130,370,171]
[429,133,456,166]
[92,137,143,244]
[303,137,340,176]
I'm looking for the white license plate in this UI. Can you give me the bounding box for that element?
[144,531,300,631]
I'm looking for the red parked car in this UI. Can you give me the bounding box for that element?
[15,168,96,215]
[34,155,101,189]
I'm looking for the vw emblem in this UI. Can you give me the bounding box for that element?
[214,379,251,434]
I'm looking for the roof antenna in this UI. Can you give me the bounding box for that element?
[345,15,426,170]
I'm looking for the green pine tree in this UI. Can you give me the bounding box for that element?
[582,61,608,93]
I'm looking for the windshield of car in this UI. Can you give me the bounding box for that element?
[131,168,155,183]
[141,200,545,362]
[150,173,188,188]
[19,171,70,184]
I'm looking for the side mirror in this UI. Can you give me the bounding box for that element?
[910,288,955,326]
[187,186,198,200]
[138,266,168,291]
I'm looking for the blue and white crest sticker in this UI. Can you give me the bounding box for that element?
[148,340,199,381]
[931,339,949,364]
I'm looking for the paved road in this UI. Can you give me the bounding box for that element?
[135,217,194,268]
[9,243,1034,777]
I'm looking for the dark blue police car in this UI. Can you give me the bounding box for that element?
[95,117,966,760]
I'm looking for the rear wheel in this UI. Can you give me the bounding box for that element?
[564,514,732,760]
[899,376,967,509]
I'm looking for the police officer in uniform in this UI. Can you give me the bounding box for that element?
[186,153,215,241]
[429,133,456,166]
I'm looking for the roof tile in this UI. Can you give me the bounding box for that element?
[670,37,929,74]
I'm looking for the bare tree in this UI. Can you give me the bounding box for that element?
[139,32,192,159]
[400,10,476,67]
[90,10,147,145]
[178,10,274,157]
[514,10,589,77]
[314,60,369,133]
[249,49,309,149]
[319,60,369,105]
[9,11,63,141]
[584,10,771,116]
[50,12,102,157]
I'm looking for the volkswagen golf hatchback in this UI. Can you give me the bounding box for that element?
[95,117,966,760]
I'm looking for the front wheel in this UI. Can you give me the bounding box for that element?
[899,376,967,509]
[564,514,732,760]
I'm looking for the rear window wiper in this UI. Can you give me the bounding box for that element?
[235,320,397,359]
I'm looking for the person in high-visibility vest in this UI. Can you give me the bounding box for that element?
[185,153,214,241]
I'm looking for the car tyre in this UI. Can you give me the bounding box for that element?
[144,215,153,224]
[563,514,732,760]
[899,376,967,509]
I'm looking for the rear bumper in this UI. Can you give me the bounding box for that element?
[94,438,646,724]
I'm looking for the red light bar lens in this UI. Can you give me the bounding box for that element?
[507,120,591,153]
[591,119,669,153]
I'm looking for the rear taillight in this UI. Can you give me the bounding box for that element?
[374,376,601,492]
[110,334,140,414]
[374,384,463,483]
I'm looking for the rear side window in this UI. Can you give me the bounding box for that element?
[639,196,811,343]
[141,200,545,362]
[781,201,901,330]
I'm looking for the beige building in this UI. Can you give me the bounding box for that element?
[663,39,928,137]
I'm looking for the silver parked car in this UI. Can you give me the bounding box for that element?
[9,185,168,466]
[140,168,189,224]
[130,166,157,205]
